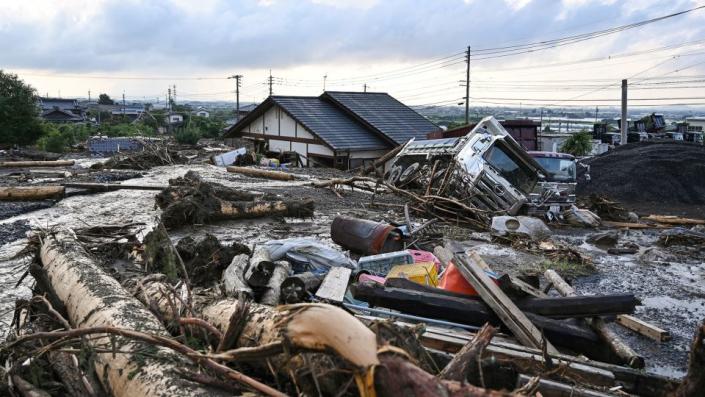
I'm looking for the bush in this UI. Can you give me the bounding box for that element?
[99,122,156,137]
[175,127,201,145]
[36,124,67,153]
[192,116,225,138]
[561,132,592,156]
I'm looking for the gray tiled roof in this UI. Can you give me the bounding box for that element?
[270,96,389,151]
[323,91,439,145]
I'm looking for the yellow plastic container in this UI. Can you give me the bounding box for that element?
[387,262,438,286]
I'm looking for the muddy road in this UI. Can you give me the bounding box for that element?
[0,162,702,379]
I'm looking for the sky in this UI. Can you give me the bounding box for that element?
[2,0,705,110]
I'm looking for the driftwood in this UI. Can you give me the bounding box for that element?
[63,182,167,192]
[222,254,254,298]
[245,246,275,288]
[259,260,291,306]
[359,144,404,176]
[0,186,65,201]
[0,160,75,167]
[38,231,228,397]
[226,166,296,181]
[156,171,313,228]
[280,272,323,303]
[439,323,497,382]
[544,269,644,369]
[672,318,705,397]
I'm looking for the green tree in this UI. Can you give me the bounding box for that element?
[192,116,224,138]
[0,70,43,146]
[98,93,114,105]
[561,131,592,156]
[175,126,201,145]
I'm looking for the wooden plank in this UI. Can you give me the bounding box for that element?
[0,160,75,168]
[516,374,616,397]
[601,221,656,229]
[509,276,548,298]
[544,269,645,369]
[315,267,351,302]
[454,252,559,354]
[62,182,167,191]
[616,314,671,342]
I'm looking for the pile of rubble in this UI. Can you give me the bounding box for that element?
[2,118,705,397]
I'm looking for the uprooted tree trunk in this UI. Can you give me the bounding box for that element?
[38,231,228,397]
[672,318,705,397]
[155,171,314,229]
[0,186,65,201]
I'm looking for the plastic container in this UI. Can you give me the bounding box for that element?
[387,262,438,286]
[357,250,413,275]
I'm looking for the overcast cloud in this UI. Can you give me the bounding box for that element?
[1,0,704,105]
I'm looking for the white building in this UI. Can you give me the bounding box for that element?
[165,114,184,124]
[686,117,705,132]
[195,107,210,118]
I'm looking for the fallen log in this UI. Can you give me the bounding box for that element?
[0,160,75,167]
[281,272,323,303]
[39,232,229,397]
[672,318,705,397]
[63,182,167,191]
[515,374,614,397]
[226,166,296,181]
[259,260,291,306]
[222,254,254,298]
[0,186,65,201]
[245,246,275,288]
[544,269,644,369]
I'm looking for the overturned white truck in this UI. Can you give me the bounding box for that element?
[385,116,575,217]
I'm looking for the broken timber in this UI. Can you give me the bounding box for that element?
[454,252,559,354]
[39,232,227,397]
[315,266,351,302]
[226,166,296,181]
[616,314,671,342]
[0,186,65,201]
[544,269,645,369]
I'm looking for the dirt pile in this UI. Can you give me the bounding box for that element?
[577,141,705,207]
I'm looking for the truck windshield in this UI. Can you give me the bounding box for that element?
[483,143,536,194]
[533,157,576,182]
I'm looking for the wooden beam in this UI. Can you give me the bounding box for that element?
[454,253,559,354]
[315,267,351,302]
[516,374,616,397]
[63,182,167,191]
[616,314,671,342]
[544,269,645,369]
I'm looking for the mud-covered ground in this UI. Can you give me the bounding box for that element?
[0,161,703,381]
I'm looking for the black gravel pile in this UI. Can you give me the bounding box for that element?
[577,141,705,206]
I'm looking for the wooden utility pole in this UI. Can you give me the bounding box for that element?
[363,83,367,93]
[268,69,273,96]
[465,46,471,124]
[228,74,243,121]
[621,79,628,144]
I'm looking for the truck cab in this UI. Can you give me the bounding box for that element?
[385,117,544,216]
[526,151,578,218]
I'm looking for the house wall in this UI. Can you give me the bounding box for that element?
[232,104,336,166]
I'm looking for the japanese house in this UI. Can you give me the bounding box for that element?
[223,91,439,169]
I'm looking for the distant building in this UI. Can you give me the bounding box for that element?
[111,104,146,122]
[39,97,86,123]
[224,91,439,169]
[165,114,184,124]
[428,119,540,151]
[686,117,705,132]
[194,106,210,118]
